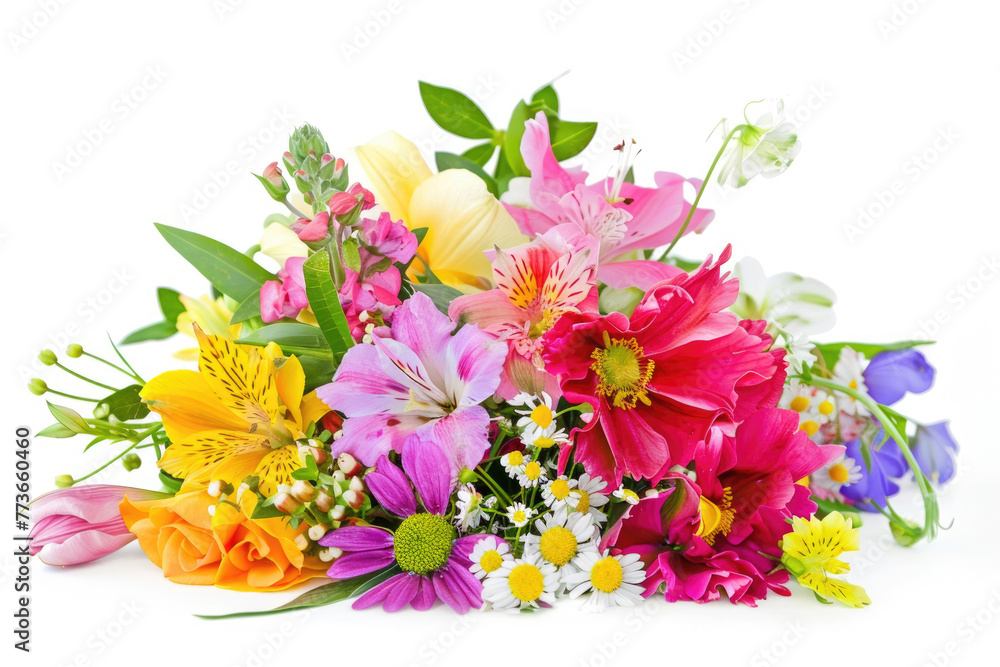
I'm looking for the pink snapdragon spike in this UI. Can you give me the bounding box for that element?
[318,291,506,476]
[504,112,713,290]
[602,411,841,606]
[449,229,599,399]
[260,256,309,323]
[28,485,168,566]
[291,211,330,242]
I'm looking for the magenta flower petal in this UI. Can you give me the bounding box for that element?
[429,406,492,477]
[365,455,416,517]
[318,525,393,551]
[388,292,457,367]
[446,556,484,606]
[325,549,396,579]
[330,412,423,467]
[410,576,438,611]
[432,569,470,614]
[353,572,412,611]
[319,343,410,416]
[383,573,421,612]
[402,434,454,516]
[446,324,506,406]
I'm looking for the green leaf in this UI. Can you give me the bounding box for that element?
[812,497,864,527]
[250,498,285,520]
[47,403,92,434]
[435,152,499,197]
[342,237,362,274]
[549,119,597,161]
[531,85,559,113]
[154,223,275,302]
[504,100,533,177]
[159,470,183,494]
[37,423,77,439]
[230,290,263,325]
[196,565,401,619]
[120,321,178,345]
[238,323,333,359]
[302,251,354,355]
[461,142,495,167]
[418,81,494,139]
[410,282,463,314]
[157,288,185,324]
[814,341,933,370]
[299,355,337,393]
[878,404,910,446]
[101,385,150,421]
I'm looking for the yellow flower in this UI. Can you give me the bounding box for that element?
[174,294,242,361]
[354,131,527,293]
[781,511,871,608]
[142,326,328,497]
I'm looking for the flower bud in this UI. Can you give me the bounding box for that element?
[314,490,335,513]
[319,547,338,562]
[307,523,329,541]
[208,480,225,498]
[66,344,84,358]
[458,467,479,484]
[121,453,142,472]
[55,474,75,488]
[255,161,291,202]
[38,350,58,366]
[291,480,316,503]
[320,411,343,435]
[342,490,365,510]
[273,492,300,514]
[329,505,346,521]
[332,470,347,483]
[347,183,376,211]
[290,211,330,243]
[337,452,363,477]
[348,476,365,494]
[293,534,310,551]
[93,403,110,419]
[328,191,359,216]
[28,378,48,396]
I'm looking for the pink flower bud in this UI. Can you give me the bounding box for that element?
[334,157,346,179]
[342,490,365,510]
[262,161,284,187]
[348,476,366,494]
[290,480,316,503]
[330,505,347,521]
[290,211,330,242]
[273,492,300,514]
[337,452,363,477]
[283,151,297,167]
[314,491,334,513]
[347,182,376,211]
[328,191,359,216]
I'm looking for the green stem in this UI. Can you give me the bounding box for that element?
[55,362,117,391]
[83,352,142,383]
[476,466,512,507]
[72,441,140,484]
[46,389,99,403]
[662,126,742,258]
[806,376,939,545]
[282,197,307,218]
[327,239,346,290]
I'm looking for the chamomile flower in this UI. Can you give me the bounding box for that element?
[516,459,548,488]
[469,535,511,580]
[567,474,610,524]
[455,483,487,530]
[521,509,597,569]
[832,347,871,417]
[542,476,578,510]
[564,550,646,611]
[612,485,640,506]
[501,449,527,477]
[780,379,836,438]
[811,455,863,495]
[481,551,560,611]
[506,503,536,528]
[510,392,569,449]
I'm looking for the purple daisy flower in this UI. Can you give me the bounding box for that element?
[318,434,484,613]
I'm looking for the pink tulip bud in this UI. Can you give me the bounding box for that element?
[337,452,363,477]
[328,191,359,216]
[28,485,169,566]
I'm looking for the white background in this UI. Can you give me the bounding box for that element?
[3,1,999,666]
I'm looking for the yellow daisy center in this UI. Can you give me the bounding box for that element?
[849,379,858,390]
[800,420,820,437]
[512,510,527,523]
[507,451,524,467]
[590,331,654,410]
[524,461,542,481]
[572,489,591,514]
[535,436,556,449]
[789,396,810,413]
[479,550,504,574]
[590,557,624,593]
[695,489,735,546]
[530,404,554,429]
[818,400,835,416]
[393,513,455,575]
[508,563,545,602]
[829,463,850,484]
[549,479,571,500]
[539,526,578,566]
[621,488,639,502]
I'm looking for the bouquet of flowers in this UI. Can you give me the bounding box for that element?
[26,79,958,615]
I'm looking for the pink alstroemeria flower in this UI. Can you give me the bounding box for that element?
[318,291,506,475]
[503,112,714,290]
[449,229,599,399]
[28,485,169,566]
[260,256,309,323]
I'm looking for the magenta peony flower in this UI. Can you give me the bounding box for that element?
[28,485,168,566]
[542,246,786,485]
[320,435,484,612]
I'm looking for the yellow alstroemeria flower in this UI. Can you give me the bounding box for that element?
[174,294,242,362]
[781,511,871,608]
[142,326,328,497]
[354,131,527,294]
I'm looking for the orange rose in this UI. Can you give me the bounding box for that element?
[120,486,327,592]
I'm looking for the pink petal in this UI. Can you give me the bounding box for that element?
[402,434,455,516]
[325,549,396,579]
[365,455,416,517]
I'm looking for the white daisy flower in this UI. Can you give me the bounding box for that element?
[516,459,548,488]
[521,509,597,569]
[811,454,863,495]
[469,535,511,580]
[612,485,640,506]
[832,347,871,417]
[505,503,536,528]
[508,391,571,450]
[567,474,610,524]
[454,483,487,530]
[779,379,836,438]
[481,551,560,611]
[500,449,527,477]
[563,550,646,611]
[542,476,578,510]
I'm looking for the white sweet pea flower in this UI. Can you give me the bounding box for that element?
[732,257,837,338]
[717,99,801,189]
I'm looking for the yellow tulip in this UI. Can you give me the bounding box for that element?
[355,131,527,294]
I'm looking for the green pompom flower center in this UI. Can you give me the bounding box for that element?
[393,513,455,575]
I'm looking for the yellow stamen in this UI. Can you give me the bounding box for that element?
[523,461,542,481]
[829,463,850,484]
[695,488,735,546]
[818,400,835,416]
[590,331,655,410]
[571,489,591,515]
[507,451,524,467]
[535,436,556,449]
